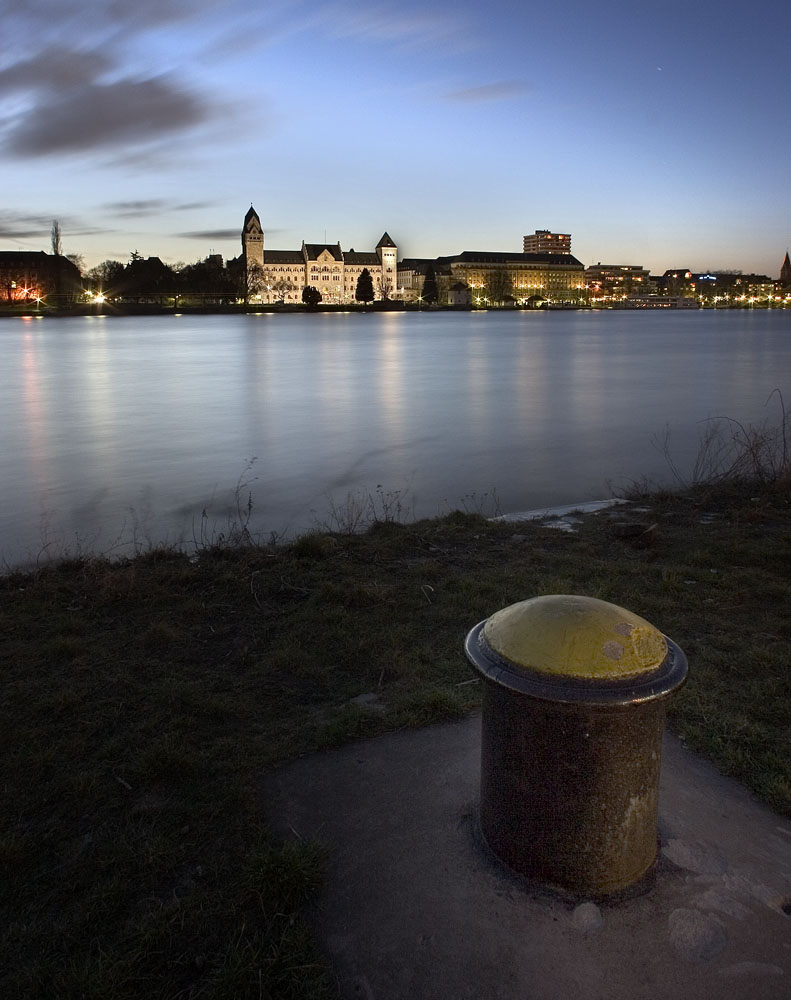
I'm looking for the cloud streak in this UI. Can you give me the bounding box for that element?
[317,0,475,51]
[0,3,243,161]
[0,46,114,93]
[0,210,107,242]
[177,229,240,241]
[3,76,214,157]
[104,200,214,217]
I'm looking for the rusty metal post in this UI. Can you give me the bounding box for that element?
[465,595,687,896]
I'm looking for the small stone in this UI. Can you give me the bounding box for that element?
[661,838,728,875]
[668,908,727,962]
[571,901,604,933]
[350,692,379,707]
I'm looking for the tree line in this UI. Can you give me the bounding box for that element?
[84,257,387,306]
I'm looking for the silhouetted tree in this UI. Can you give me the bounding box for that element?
[178,256,236,301]
[485,269,513,305]
[302,285,322,307]
[421,265,438,304]
[87,260,125,292]
[50,220,63,257]
[125,256,175,300]
[355,268,374,304]
[66,253,84,275]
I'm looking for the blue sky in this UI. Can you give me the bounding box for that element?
[1,0,788,276]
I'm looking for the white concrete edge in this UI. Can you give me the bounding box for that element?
[491,498,630,523]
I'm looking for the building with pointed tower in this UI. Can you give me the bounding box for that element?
[780,251,791,290]
[241,206,398,304]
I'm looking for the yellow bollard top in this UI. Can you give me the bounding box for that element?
[482,595,668,681]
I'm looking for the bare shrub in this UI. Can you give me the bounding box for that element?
[655,390,790,490]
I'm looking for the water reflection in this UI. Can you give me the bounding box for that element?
[1,310,789,567]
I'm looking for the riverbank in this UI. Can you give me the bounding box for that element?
[1,477,788,997]
[1,301,788,318]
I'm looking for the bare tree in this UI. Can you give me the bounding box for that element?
[50,219,63,257]
[485,269,513,305]
[377,274,394,302]
[66,253,84,275]
[246,261,264,303]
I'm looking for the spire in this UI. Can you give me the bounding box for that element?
[377,232,396,248]
[781,250,791,287]
[243,205,260,230]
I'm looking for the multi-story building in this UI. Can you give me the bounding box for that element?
[241,206,397,304]
[398,250,586,305]
[522,230,571,255]
[397,259,450,303]
[585,263,652,301]
[660,269,776,305]
[0,251,81,303]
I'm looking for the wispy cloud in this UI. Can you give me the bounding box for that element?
[319,0,475,51]
[443,81,529,104]
[0,213,51,240]
[177,229,240,241]
[0,46,114,92]
[0,3,245,161]
[3,76,214,157]
[1,0,215,46]
[0,210,105,242]
[104,200,214,217]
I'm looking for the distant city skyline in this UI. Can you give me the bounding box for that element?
[1,2,789,277]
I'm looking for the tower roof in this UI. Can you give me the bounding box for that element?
[377,232,396,248]
[244,205,260,228]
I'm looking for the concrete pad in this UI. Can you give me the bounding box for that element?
[261,714,791,1000]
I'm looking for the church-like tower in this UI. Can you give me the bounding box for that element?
[242,206,264,271]
[780,251,791,289]
[376,232,398,296]
[242,206,264,301]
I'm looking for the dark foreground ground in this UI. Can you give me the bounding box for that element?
[264,714,791,999]
[1,480,789,998]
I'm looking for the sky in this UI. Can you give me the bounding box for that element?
[1,0,789,277]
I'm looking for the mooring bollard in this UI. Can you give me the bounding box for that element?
[465,594,687,896]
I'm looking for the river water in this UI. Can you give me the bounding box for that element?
[1,309,788,568]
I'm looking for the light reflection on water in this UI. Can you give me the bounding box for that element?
[1,309,789,567]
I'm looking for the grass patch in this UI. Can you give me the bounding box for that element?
[1,479,790,995]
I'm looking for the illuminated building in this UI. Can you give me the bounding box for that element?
[660,269,776,306]
[0,251,80,304]
[398,250,586,305]
[241,207,397,304]
[522,230,572,254]
[585,263,652,301]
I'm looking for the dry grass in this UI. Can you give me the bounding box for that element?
[1,478,789,996]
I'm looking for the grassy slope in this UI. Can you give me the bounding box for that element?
[1,481,789,997]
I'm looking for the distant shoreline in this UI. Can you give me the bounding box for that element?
[1,302,787,318]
